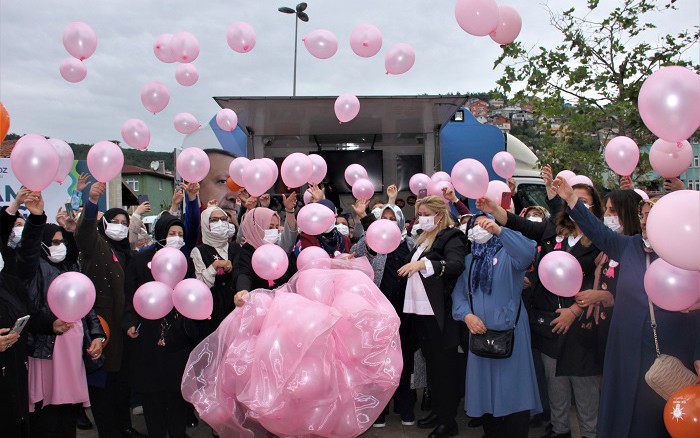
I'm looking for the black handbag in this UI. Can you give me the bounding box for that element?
[467,259,521,359]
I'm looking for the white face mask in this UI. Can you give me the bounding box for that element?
[47,243,67,263]
[458,223,468,234]
[468,225,493,244]
[604,215,623,233]
[418,215,438,232]
[226,223,236,239]
[209,220,229,238]
[8,226,23,248]
[335,224,349,236]
[371,208,383,219]
[104,219,128,241]
[263,229,280,245]
[165,236,185,249]
[527,216,543,222]
[410,223,421,237]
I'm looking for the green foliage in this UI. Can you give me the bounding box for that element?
[494,0,699,188]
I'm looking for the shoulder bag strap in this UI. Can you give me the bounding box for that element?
[646,254,661,358]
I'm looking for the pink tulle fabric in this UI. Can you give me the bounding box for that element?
[181,257,402,437]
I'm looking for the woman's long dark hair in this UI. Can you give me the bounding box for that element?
[606,190,643,236]
[555,183,604,247]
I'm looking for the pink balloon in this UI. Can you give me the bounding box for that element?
[10,134,59,191]
[455,0,499,37]
[281,153,313,188]
[556,170,576,182]
[173,278,214,320]
[492,151,516,179]
[173,113,201,134]
[177,148,210,183]
[538,251,583,297]
[251,244,289,281]
[228,156,250,186]
[334,93,360,123]
[153,33,177,63]
[227,22,256,53]
[605,136,640,176]
[366,219,402,254]
[62,22,97,60]
[87,141,124,183]
[385,43,415,75]
[634,189,649,200]
[297,203,336,236]
[484,180,511,203]
[261,158,279,183]
[638,66,700,143]
[121,118,150,150]
[409,173,431,196]
[451,158,489,199]
[216,108,238,132]
[133,281,173,320]
[644,258,700,312]
[649,139,693,178]
[47,138,74,183]
[489,5,522,45]
[47,272,96,322]
[352,178,375,201]
[428,180,454,202]
[296,247,331,271]
[59,57,87,83]
[242,159,274,197]
[349,24,383,58]
[646,190,700,271]
[170,31,200,63]
[175,63,199,86]
[307,154,327,185]
[431,171,451,184]
[344,164,368,187]
[569,175,594,187]
[151,247,188,288]
[303,29,338,59]
[140,81,170,114]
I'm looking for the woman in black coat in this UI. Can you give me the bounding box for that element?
[397,195,467,438]
[123,213,202,438]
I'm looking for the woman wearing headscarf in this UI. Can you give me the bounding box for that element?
[1,187,30,275]
[554,177,700,438]
[478,180,604,438]
[75,182,145,438]
[16,191,105,437]
[398,195,467,438]
[351,199,416,427]
[122,212,202,438]
[452,214,541,438]
[191,206,237,333]
[233,207,295,307]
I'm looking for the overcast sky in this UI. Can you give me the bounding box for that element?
[1,0,698,151]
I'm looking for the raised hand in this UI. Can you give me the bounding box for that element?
[309,184,324,202]
[442,186,458,203]
[76,173,92,192]
[475,197,498,214]
[552,176,576,207]
[24,191,44,215]
[476,216,501,235]
[244,195,258,212]
[88,182,106,204]
[207,199,218,208]
[387,184,398,203]
[56,207,77,232]
[282,192,297,212]
[182,182,200,201]
[352,199,369,219]
[134,202,151,216]
[663,178,685,192]
[619,176,634,190]
[259,194,271,208]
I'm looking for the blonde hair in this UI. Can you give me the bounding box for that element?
[414,196,454,251]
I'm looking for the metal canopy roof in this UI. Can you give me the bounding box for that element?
[213,95,468,148]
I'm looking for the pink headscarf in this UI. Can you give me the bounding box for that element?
[240,207,279,249]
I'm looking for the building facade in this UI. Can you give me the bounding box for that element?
[121,165,175,214]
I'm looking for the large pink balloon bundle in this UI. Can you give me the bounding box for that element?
[181,258,401,438]
[121,118,150,150]
[349,24,382,58]
[227,22,257,53]
[176,147,210,183]
[216,108,238,132]
[47,272,96,322]
[451,158,489,199]
[153,34,177,63]
[151,247,188,288]
[87,141,124,183]
[140,81,170,114]
[490,5,522,45]
[252,244,289,281]
[228,156,250,186]
[297,202,336,236]
[455,0,499,37]
[646,190,700,272]
[638,66,700,143]
[335,93,360,123]
[175,64,199,86]
[11,134,59,191]
[60,57,87,83]
[47,138,74,183]
[352,178,375,201]
[344,163,368,187]
[133,281,174,320]
[604,136,640,176]
[303,29,339,59]
[173,113,201,134]
[173,278,213,320]
[63,22,97,61]
[649,139,693,178]
[242,159,274,197]
[492,151,516,179]
[366,219,402,254]
[644,258,700,312]
[281,153,313,188]
[385,43,415,75]
[308,154,327,184]
[538,251,583,297]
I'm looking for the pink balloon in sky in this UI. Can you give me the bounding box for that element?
[455,0,499,37]
[87,141,124,183]
[176,147,210,183]
[646,189,700,271]
[216,108,238,132]
[484,180,511,203]
[228,156,250,186]
[242,159,275,197]
[489,5,522,45]
[121,118,150,151]
[649,139,693,178]
[451,158,489,199]
[308,154,327,184]
[428,180,454,202]
[349,24,382,58]
[261,157,279,183]
[281,153,313,188]
[11,134,59,191]
[492,151,516,179]
[173,113,201,134]
[352,178,375,201]
[431,171,451,184]
[170,31,200,63]
[47,138,74,183]
[227,22,257,53]
[153,33,177,63]
[175,63,199,86]
[140,82,170,114]
[604,136,640,176]
[385,43,415,75]
[62,22,97,60]
[303,29,338,59]
[334,93,360,123]
[59,57,87,83]
[344,164,368,187]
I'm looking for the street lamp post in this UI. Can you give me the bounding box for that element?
[278,3,309,96]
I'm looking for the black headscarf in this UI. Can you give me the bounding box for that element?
[153,213,185,250]
[97,208,131,268]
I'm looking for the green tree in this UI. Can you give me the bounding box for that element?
[495,0,699,187]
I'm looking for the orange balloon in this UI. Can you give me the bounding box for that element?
[97,315,110,348]
[0,102,9,143]
[664,385,700,438]
[226,177,242,192]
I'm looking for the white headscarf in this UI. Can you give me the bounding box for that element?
[200,207,229,248]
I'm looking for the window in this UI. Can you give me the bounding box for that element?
[693,155,699,168]
[125,178,139,192]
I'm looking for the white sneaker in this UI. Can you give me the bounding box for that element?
[372,420,386,428]
[401,419,416,426]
